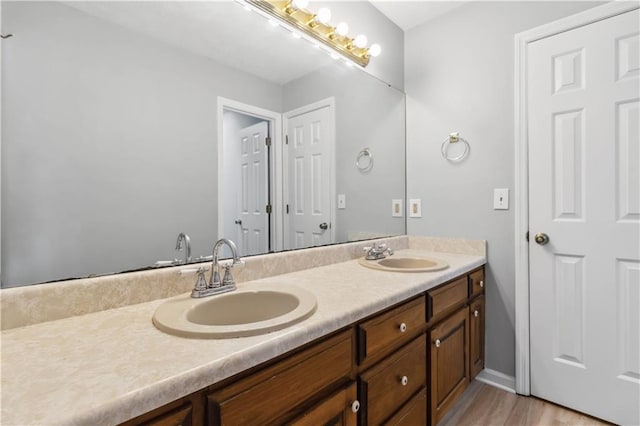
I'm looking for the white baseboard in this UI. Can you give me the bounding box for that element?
[475,368,517,394]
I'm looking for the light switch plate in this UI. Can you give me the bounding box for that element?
[493,188,509,210]
[392,199,403,217]
[337,194,346,209]
[409,199,422,218]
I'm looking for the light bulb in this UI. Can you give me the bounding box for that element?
[291,0,309,9]
[369,43,382,57]
[335,22,349,36]
[315,7,331,25]
[354,34,367,49]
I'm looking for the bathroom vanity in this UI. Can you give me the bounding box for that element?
[123,266,485,425]
[0,237,485,425]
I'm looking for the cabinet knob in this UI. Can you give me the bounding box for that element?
[399,322,407,333]
[479,280,484,288]
[400,375,408,386]
[351,400,360,413]
[435,339,441,348]
[474,310,479,317]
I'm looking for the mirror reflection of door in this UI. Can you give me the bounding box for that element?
[284,101,335,250]
[222,111,271,256]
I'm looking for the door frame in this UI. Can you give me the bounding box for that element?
[217,97,283,252]
[283,97,336,248]
[513,1,639,396]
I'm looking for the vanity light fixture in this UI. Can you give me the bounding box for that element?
[243,0,380,67]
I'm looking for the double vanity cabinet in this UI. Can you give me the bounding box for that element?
[123,266,485,426]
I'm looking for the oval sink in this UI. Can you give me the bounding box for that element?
[153,286,317,339]
[359,256,448,272]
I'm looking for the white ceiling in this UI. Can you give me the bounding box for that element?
[369,1,470,31]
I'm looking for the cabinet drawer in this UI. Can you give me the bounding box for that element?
[427,277,467,323]
[289,382,358,426]
[357,296,425,364]
[360,335,427,425]
[469,269,485,298]
[209,330,353,425]
[383,388,427,426]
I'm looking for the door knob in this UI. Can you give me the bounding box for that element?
[534,232,550,245]
[234,219,242,225]
[319,222,328,230]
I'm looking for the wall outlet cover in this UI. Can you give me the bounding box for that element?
[409,199,422,218]
[392,199,403,217]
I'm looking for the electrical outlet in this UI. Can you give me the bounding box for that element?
[392,199,403,217]
[493,188,509,210]
[338,194,346,209]
[409,199,422,218]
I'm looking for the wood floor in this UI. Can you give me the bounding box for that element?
[438,381,612,426]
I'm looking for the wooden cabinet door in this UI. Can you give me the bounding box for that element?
[469,296,485,380]
[429,307,469,425]
[289,382,358,426]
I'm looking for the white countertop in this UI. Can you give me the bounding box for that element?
[0,249,485,425]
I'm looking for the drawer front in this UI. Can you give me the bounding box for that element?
[211,331,352,425]
[358,296,425,364]
[469,269,485,298]
[289,382,358,426]
[427,277,468,322]
[383,388,427,426]
[360,335,427,425]
[144,404,192,426]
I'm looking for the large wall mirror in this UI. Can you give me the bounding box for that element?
[1,1,406,288]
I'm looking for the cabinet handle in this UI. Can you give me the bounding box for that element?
[400,375,408,386]
[479,280,484,288]
[474,309,479,317]
[435,339,441,348]
[399,322,407,333]
[351,400,360,413]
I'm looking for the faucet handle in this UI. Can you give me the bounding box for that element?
[222,265,235,286]
[194,267,209,291]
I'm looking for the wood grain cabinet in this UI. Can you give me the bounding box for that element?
[121,266,485,426]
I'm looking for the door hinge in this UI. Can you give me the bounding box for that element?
[526,231,529,242]
[265,136,272,147]
[286,204,289,214]
[266,204,272,214]
[285,135,289,145]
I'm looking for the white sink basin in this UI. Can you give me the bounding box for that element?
[358,256,449,272]
[153,285,317,339]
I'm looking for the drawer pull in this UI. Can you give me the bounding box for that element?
[400,375,408,386]
[435,339,441,348]
[479,280,484,288]
[399,322,407,333]
[474,309,479,317]
[351,400,360,413]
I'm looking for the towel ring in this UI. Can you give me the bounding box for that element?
[356,148,374,172]
[441,132,470,162]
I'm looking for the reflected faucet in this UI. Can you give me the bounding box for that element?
[210,238,243,287]
[175,233,191,264]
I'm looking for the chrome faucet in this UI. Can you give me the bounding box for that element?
[191,238,243,298]
[363,243,394,260]
[175,233,191,264]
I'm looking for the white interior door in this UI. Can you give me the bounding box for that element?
[236,121,269,256]
[284,104,333,250]
[528,9,639,425]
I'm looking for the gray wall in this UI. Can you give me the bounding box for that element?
[1,1,282,286]
[283,65,405,243]
[405,1,601,377]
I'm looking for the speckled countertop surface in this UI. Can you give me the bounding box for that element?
[1,249,485,425]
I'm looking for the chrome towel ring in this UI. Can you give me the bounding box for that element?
[441,132,470,162]
[356,148,374,172]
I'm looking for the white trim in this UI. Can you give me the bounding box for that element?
[513,1,639,396]
[283,97,336,248]
[475,369,517,394]
[216,97,283,252]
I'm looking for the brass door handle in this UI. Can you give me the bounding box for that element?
[534,233,550,245]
